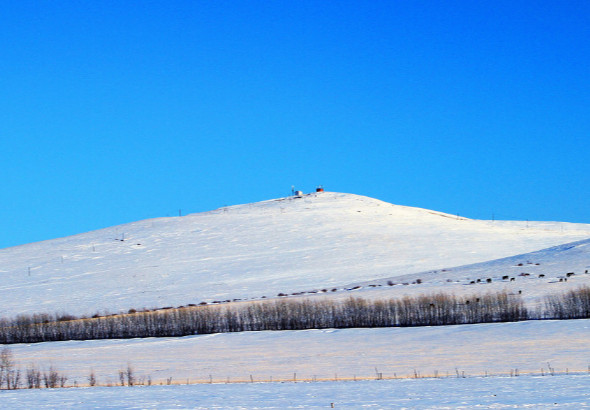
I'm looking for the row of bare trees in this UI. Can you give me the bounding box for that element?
[0,348,68,389]
[543,286,590,319]
[0,291,529,344]
[1,287,588,344]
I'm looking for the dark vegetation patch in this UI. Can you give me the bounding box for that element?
[0,291,534,344]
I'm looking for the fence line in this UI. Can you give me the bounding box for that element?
[4,366,590,390]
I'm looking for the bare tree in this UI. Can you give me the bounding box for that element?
[88,369,97,387]
[43,366,59,388]
[126,364,135,387]
[0,348,20,389]
[26,364,41,389]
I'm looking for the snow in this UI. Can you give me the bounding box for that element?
[325,237,590,311]
[0,192,589,317]
[8,319,590,386]
[1,375,589,409]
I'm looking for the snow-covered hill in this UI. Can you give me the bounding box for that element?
[1,192,589,317]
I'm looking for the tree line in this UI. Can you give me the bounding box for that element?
[543,286,590,319]
[0,291,530,344]
[0,287,589,344]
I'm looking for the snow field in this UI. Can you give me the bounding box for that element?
[1,375,589,409]
[7,319,590,387]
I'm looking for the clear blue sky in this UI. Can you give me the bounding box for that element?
[1,1,589,248]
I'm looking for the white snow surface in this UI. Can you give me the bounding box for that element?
[329,237,590,311]
[1,375,589,409]
[9,319,590,386]
[1,191,590,317]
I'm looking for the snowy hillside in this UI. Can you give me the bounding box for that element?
[332,237,590,310]
[1,192,589,317]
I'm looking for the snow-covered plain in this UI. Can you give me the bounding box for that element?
[1,192,589,317]
[1,375,589,409]
[8,319,590,386]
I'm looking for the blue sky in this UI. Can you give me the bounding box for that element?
[1,1,589,248]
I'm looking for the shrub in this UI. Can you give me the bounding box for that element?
[88,370,97,387]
